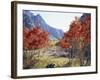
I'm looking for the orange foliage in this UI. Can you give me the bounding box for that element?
[60,15,91,48]
[23,27,49,49]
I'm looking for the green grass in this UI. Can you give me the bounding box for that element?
[31,56,69,68]
[70,58,80,67]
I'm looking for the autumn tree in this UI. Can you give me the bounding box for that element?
[23,27,49,68]
[60,14,91,65]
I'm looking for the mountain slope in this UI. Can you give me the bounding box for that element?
[23,10,64,39]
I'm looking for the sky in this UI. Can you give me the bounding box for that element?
[31,10,83,32]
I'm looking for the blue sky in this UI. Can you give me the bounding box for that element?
[31,11,83,32]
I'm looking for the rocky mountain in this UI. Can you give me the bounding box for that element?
[23,10,64,40]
